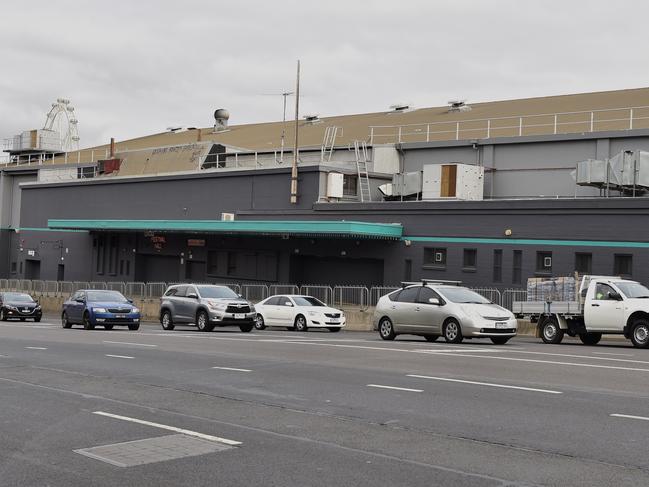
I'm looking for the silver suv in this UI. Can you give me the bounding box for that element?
[159,284,256,332]
[373,280,517,344]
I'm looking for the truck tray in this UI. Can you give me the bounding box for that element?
[513,300,582,315]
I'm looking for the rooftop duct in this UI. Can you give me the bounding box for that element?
[448,100,471,112]
[213,108,230,132]
[388,103,411,113]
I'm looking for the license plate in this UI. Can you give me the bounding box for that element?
[116,314,126,318]
[22,309,30,313]
[234,313,245,319]
[329,318,340,323]
[495,322,509,329]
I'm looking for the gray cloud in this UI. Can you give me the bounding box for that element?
[1,0,647,148]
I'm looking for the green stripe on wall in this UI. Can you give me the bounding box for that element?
[0,227,88,233]
[403,236,649,248]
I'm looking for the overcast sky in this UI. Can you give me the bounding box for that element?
[1,0,647,148]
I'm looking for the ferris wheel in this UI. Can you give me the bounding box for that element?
[43,98,80,152]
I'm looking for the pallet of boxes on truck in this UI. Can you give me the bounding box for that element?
[512,275,649,348]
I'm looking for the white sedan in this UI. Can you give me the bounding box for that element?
[254,295,346,332]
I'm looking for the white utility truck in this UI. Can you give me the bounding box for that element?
[513,276,649,348]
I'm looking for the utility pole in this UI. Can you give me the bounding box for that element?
[279,91,293,163]
[290,60,300,204]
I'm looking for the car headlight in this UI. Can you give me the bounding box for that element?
[132,308,140,314]
[93,307,107,313]
[307,311,318,317]
[249,305,255,312]
[6,305,17,310]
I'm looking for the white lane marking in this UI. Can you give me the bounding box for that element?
[506,350,649,366]
[367,384,423,393]
[25,347,48,350]
[413,348,497,354]
[103,340,157,348]
[611,413,649,422]
[104,354,134,359]
[92,411,241,446]
[212,366,252,372]
[453,354,649,372]
[406,374,563,394]
[592,352,634,357]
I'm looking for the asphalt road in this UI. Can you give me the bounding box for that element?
[0,319,648,487]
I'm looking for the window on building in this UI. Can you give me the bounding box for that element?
[19,261,23,274]
[125,260,130,276]
[96,235,105,274]
[536,251,552,274]
[512,250,522,285]
[423,248,446,268]
[463,248,477,270]
[227,252,237,275]
[614,254,632,277]
[108,236,118,275]
[575,253,592,275]
[10,262,16,274]
[493,249,503,283]
[343,175,358,197]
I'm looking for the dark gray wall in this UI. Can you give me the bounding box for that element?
[402,130,649,199]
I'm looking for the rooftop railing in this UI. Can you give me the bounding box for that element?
[369,105,649,144]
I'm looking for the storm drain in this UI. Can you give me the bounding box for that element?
[75,434,232,467]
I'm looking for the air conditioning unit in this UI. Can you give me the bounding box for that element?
[221,213,235,221]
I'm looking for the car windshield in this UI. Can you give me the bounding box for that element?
[197,286,240,299]
[614,281,649,298]
[292,296,326,307]
[86,291,128,302]
[4,293,34,303]
[439,287,491,304]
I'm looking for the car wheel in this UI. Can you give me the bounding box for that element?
[82,312,95,330]
[630,319,649,348]
[34,317,41,322]
[295,315,308,332]
[61,312,72,329]
[379,317,396,341]
[128,323,140,331]
[443,319,463,344]
[196,311,213,332]
[424,334,439,342]
[328,327,341,333]
[579,332,602,346]
[0,308,6,321]
[160,310,175,331]
[540,317,564,344]
[239,323,253,333]
[254,314,266,330]
[490,336,511,345]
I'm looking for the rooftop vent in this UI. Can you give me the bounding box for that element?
[388,103,411,113]
[303,114,321,124]
[448,100,471,112]
[214,108,230,132]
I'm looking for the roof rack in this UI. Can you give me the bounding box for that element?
[401,279,463,288]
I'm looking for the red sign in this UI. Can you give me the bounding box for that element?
[188,239,206,247]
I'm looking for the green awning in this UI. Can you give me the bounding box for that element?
[47,219,403,240]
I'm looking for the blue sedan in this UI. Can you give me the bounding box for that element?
[62,290,141,330]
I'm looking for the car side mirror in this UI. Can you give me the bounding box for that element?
[127,298,134,304]
[75,298,85,303]
[608,291,622,301]
[285,301,293,307]
[187,293,198,299]
[428,297,441,305]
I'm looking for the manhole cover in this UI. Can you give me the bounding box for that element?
[75,434,232,467]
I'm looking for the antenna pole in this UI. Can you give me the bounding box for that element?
[290,60,300,204]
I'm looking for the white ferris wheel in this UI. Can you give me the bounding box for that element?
[43,98,80,152]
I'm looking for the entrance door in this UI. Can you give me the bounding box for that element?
[186,261,206,281]
[57,264,65,281]
[24,259,41,280]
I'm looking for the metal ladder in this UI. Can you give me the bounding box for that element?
[321,126,338,162]
[353,140,372,202]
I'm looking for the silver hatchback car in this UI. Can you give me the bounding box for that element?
[373,281,517,344]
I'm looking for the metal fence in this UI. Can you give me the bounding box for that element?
[299,285,333,304]
[501,289,528,311]
[0,278,516,310]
